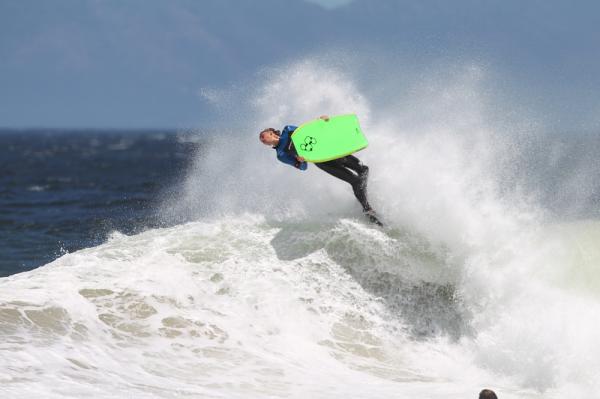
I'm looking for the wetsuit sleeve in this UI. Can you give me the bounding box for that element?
[276,147,308,170]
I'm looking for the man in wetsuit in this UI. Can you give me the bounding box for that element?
[259,115,382,226]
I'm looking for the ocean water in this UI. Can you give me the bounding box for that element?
[0,130,197,276]
[1,61,600,398]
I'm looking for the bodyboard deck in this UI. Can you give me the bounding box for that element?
[292,114,368,163]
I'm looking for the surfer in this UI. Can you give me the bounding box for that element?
[259,115,382,226]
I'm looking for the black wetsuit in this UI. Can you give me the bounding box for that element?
[314,155,372,212]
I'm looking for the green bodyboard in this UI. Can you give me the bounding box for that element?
[291,114,368,163]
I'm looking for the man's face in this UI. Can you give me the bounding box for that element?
[259,130,279,146]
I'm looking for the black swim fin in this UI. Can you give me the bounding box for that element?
[364,209,383,227]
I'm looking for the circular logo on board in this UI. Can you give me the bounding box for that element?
[300,136,317,152]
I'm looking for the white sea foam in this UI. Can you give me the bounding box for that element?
[2,57,599,398]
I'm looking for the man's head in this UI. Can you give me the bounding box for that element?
[259,128,280,146]
[479,389,498,399]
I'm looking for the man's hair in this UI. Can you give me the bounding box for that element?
[479,389,498,399]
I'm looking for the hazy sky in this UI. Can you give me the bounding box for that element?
[305,0,354,8]
[1,0,599,130]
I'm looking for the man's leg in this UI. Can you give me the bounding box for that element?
[340,155,369,188]
[340,155,368,174]
[339,156,382,225]
[315,160,372,212]
[315,159,359,185]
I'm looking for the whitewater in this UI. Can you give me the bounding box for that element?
[1,59,600,398]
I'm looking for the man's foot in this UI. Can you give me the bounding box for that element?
[364,209,383,226]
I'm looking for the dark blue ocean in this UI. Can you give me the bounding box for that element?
[0,130,200,277]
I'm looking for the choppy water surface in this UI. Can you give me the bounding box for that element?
[0,130,197,276]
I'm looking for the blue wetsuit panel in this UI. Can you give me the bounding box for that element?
[274,125,307,170]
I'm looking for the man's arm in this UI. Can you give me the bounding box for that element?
[276,150,307,170]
